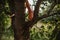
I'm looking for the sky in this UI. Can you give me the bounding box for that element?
[28,0,33,5]
[26,0,51,13]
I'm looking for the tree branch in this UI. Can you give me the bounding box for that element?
[27,10,60,28]
[47,1,56,15]
[26,1,58,28]
[33,0,43,18]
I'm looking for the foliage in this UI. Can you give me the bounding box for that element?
[0,0,14,40]
[0,0,60,40]
[30,14,60,40]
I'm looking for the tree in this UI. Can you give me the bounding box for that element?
[0,0,60,40]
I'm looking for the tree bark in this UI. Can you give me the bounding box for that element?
[8,0,30,40]
[13,0,30,40]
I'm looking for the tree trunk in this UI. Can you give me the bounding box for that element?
[8,0,30,40]
[13,0,30,40]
